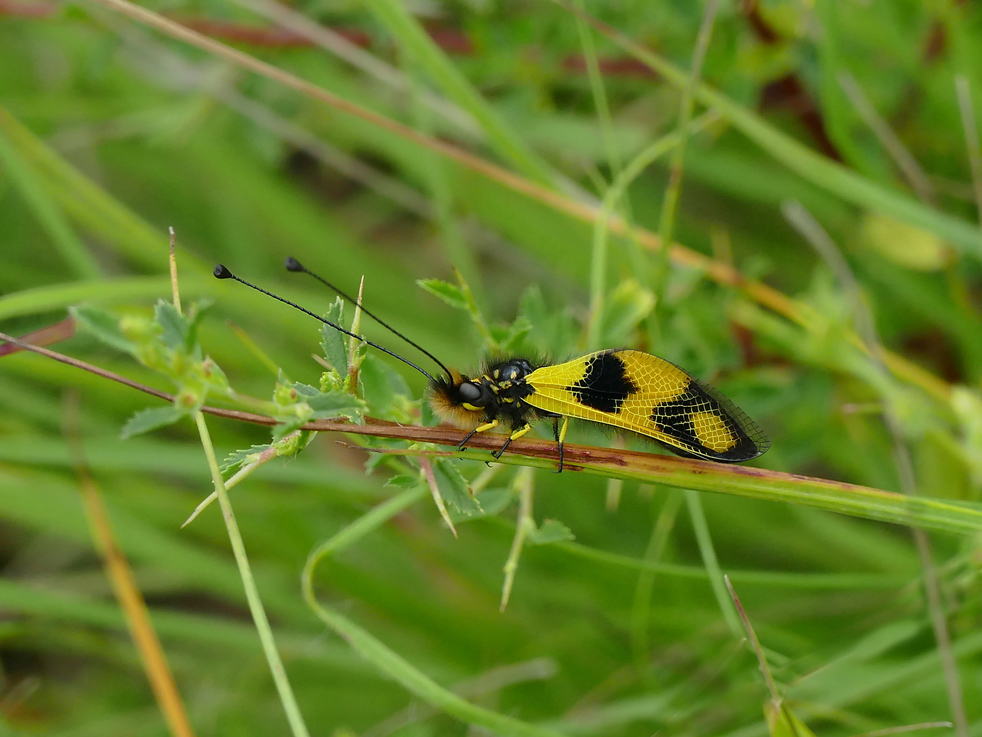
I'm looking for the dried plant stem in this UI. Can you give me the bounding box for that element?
[4,332,980,536]
[66,396,195,737]
[837,71,935,204]
[654,0,719,301]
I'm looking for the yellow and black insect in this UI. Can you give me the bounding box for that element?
[214,260,769,471]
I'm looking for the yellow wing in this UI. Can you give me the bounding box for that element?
[524,350,769,462]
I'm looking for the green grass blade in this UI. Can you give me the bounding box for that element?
[382,441,982,536]
[0,277,181,320]
[0,120,100,279]
[0,105,204,272]
[364,0,557,187]
[566,6,982,259]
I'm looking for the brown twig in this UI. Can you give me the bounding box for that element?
[0,0,55,16]
[0,317,75,357]
[6,329,980,535]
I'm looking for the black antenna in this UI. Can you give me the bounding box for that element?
[285,257,454,381]
[213,264,439,383]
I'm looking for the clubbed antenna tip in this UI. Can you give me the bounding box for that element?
[284,257,304,273]
[211,262,441,383]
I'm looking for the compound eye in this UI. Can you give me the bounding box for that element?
[458,382,488,408]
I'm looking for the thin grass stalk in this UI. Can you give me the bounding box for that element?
[166,237,311,735]
[653,0,719,305]
[194,412,312,737]
[685,489,741,638]
[555,540,910,590]
[955,76,982,237]
[782,201,969,737]
[553,0,982,259]
[585,112,719,349]
[575,0,627,351]
[301,489,568,737]
[420,457,458,538]
[361,659,558,737]
[0,38,954,404]
[231,0,479,137]
[725,575,779,703]
[650,0,738,648]
[363,0,556,187]
[501,467,535,611]
[0,125,101,279]
[836,71,935,205]
[630,489,682,675]
[405,61,481,300]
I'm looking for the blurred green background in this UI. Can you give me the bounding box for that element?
[2,1,982,735]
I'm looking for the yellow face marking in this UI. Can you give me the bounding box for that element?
[462,402,483,412]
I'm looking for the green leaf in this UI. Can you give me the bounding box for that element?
[319,297,348,374]
[432,459,482,517]
[120,405,185,439]
[859,213,952,272]
[358,353,398,415]
[184,299,213,352]
[271,419,305,443]
[221,443,272,476]
[601,279,655,347]
[417,279,467,311]
[154,300,189,351]
[306,392,365,421]
[764,702,817,737]
[385,472,421,489]
[499,316,534,354]
[199,357,229,394]
[220,432,312,477]
[527,518,575,546]
[517,284,548,329]
[448,487,512,523]
[71,305,139,356]
[291,382,366,421]
[518,284,576,359]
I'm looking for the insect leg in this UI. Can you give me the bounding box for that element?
[457,418,498,450]
[492,423,532,459]
[553,417,568,473]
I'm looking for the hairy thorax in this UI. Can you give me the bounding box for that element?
[428,358,540,431]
